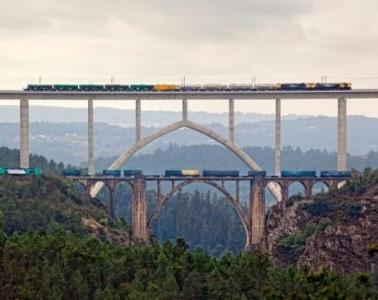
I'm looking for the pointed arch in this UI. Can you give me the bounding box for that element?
[91,120,281,200]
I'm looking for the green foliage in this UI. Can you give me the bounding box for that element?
[0,231,376,299]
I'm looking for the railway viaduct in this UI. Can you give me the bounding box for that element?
[0,88,377,247]
[69,174,348,250]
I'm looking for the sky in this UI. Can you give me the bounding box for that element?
[1,0,378,116]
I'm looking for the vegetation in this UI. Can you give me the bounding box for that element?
[0,231,377,299]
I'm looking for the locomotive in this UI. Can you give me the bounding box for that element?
[24,82,352,92]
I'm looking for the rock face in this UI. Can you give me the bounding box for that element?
[262,173,378,275]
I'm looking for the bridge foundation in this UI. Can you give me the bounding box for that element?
[88,99,94,176]
[20,99,29,168]
[182,99,188,120]
[132,177,148,242]
[338,98,347,171]
[250,177,265,245]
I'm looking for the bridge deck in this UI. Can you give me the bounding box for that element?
[0,89,378,100]
[66,175,350,181]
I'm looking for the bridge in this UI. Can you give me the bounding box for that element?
[68,174,350,250]
[1,88,376,201]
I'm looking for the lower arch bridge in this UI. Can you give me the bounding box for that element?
[70,175,348,251]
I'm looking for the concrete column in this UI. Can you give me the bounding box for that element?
[337,98,347,171]
[136,99,141,142]
[20,99,29,168]
[132,177,148,242]
[250,177,265,245]
[88,99,94,176]
[229,99,234,142]
[182,99,188,121]
[275,99,281,176]
[108,187,115,220]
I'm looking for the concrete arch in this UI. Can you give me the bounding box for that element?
[288,181,308,197]
[91,120,281,201]
[312,181,330,194]
[148,180,251,250]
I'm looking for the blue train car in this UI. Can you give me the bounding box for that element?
[281,170,317,177]
[203,170,239,177]
[165,170,183,177]
[102,170,121,177]
[124,170,143,176]
[280,83,308,90]
[248,170,267,177]
[320,170,352,178]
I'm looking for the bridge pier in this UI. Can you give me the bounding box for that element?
[182,99,188,120]
[20,99,29,168]
[250,177,265,246]
[338,98,347,171]
[275,98,281,176]
[88,99,94,176]
[132,177,148,242]
[229,99,234,142]
[136,99,141,142]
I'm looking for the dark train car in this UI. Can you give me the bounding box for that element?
[248,170,267,177]
[25,84,53,91]
[102,170,121,177]
[315,82,351,90]
[124,170,143,176]
[54,84,79,91]
[320,170,352,178]
[281,170,317,177]
[79,84,105,92]
[63,168,82,176]
[165,170,183,177]
[130,84,154,92]
[203,170,239,177]
[280,83,310,90]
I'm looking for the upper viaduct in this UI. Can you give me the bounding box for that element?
[0,88,376,247]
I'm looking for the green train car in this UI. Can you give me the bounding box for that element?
[0,168,42,176]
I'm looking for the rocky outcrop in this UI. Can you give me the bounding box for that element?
[263,174,378,275]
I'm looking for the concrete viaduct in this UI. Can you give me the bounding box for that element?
[68,174,349,250]
[1,89,377,199]
[0,88,374,248]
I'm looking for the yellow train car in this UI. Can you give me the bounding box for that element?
[182,169,200,176]
[154,84,178,92]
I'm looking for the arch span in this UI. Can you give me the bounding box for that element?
[91,120,281,201]
[148,180,251,250]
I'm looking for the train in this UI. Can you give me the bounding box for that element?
[0,168,42,176]
[24,82,352,93]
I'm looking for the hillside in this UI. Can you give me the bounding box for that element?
[0,175,131,244]
[263,169,378,274]
[0,114,378,163]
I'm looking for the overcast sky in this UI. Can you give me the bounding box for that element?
[1,0,378,116]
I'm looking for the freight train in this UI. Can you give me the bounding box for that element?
[24,82,352,92]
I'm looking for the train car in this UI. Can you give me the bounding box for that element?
[63,168,82,176]
[280,83,314,90]
[53,84,79,92]
[281,170,317,177]
[4,168,42,176]
[248,170,267,177]
[314,82,351,90]
[123,170,143,176]
[25,84,54,91]
[179,84,203,91]
[320,170,352,178]
[104,84,125,92]
[255,84,280,91]
[130,84,154,92]
[228,84,255,91]
[79,84,105,92]
[202,84,228,91]
[165,170,183,177]
[154,84,178,92]
[26,168,42,176]
[102,170,121,177]
[203,170,239,177]
[181,169,200,176]
[0,167,7,176]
